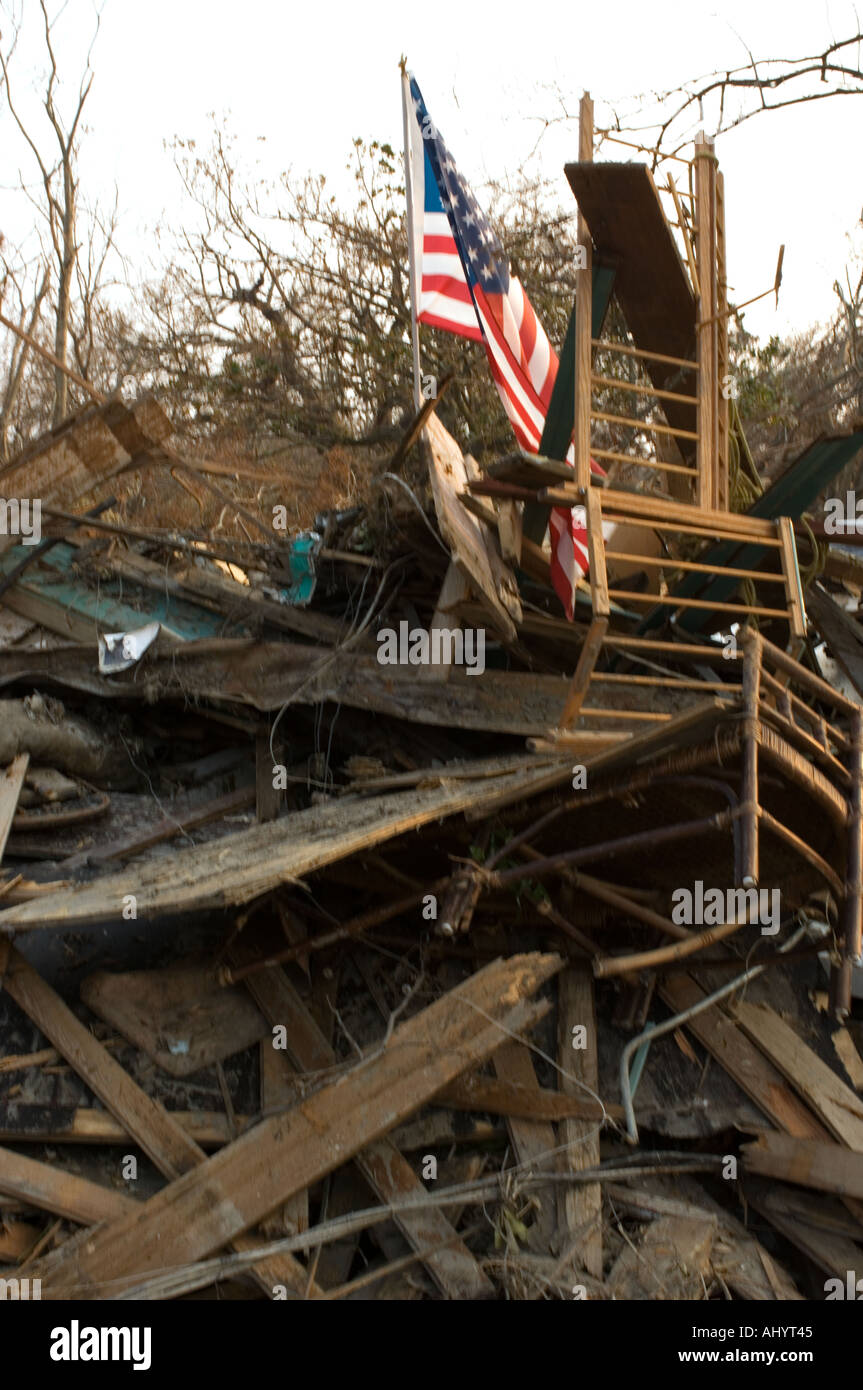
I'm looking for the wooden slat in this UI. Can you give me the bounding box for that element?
[241,957,494,1300]
[492,1041,558,1251]
[0,1145,136,1225]
[0,753,29,865]
[577,487,781,539]
[695,133,718,509]
[743,1133,863,1201]
[573,94,594,492]
[2,948,320,1299]
[557,967,602,1277]
[778,515,807,639]
[591,408,698,442]
[589,449,697,476]
[33,953,559,1298]
[590,373,697,406]
[592,338,698,372]
[585,487,609,618]
[733,1002,863,1150]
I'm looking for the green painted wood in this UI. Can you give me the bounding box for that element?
[0,541,236,641]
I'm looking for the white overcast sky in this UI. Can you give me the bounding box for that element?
[1,0,862,342]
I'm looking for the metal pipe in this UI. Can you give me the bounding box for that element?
[620,922,809,1143]
[493,812,731,889]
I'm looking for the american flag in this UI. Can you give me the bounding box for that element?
[404,72,593,619]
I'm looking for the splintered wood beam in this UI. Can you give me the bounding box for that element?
[238,954,494,1300]
[33,954,560,1299]
[558,967,602,1278]
[0,759,573,932]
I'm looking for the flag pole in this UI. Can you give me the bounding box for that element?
[400,60,423,411]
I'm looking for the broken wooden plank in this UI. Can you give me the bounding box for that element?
[3,948,202,1178]
[260,1044,308,1241]
[0,753,29,866]
[0,759,572,932]
[0,1145,136,1226]
[34,953,559,1298]
[240,956,495,1300]
[733,1000,863,1151]
[659,976,828,1140]
[557,966,602,1278]
[423,413,521,640]
[742,1132,863,1201]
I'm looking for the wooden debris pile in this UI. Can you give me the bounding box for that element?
[2,125,863,1302]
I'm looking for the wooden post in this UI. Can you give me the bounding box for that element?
[715,168,730,510]
[573,93,594,492]
[740,629,762,887]
[558,967,602,1278]
[694,133,718,512]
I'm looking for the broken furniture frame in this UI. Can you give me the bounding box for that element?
[554,485,807,729]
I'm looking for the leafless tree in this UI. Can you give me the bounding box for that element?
[0,0,107,425]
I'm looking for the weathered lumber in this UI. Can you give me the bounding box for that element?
[1,949,320,1299]
[80,963,268,1077]
[0,753,28,865]
[423,412,521,640]
[742,1132,863,1200]
[33,953,559,1298]
[557,966,602,1278]
[491,1041,558,1251]
[0,1145,135,1226]
[732,1000,863,1150]
[240,956,495,1299]
[0,1106,250,1147]
[0,759,572,932]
